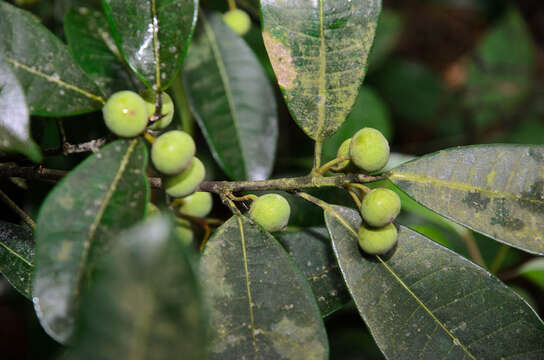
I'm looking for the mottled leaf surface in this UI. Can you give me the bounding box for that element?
[102,0,198,89]
[67,217,207,359]
[0,2,104,116]
[390,145,544,255]
[200,216,328,359]
[276,227,349,317]
[33,139,149,343]
[183,13,278,181]
[0,58,41,162]
[0,222,33,299]
[261,0,381,140]
[325,206,544,359]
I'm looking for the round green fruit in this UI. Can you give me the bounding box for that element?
[249,193,290,232]
[175,219,194,246]
[165,157,206,198]
[151,130,195,175]
[102,90,148,137]
[335,138,352,171]
[142,90,174,130]
[349,127,390,172]
[178,192,213,218]
[361,188,401,227]
[358,223,398,255]
[223,9,251,36]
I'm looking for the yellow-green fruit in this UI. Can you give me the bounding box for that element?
[223,9,251,36]
[165,157,205,198]
[142,90,174,130]
[175,219,194,246]
[102,90,148,137]
[358,223,398,255]
[145,202,159,218]
[361,188,401,227]
[249,194,290,232]
[349,127,390,172]
[335,138,352,171]
[179,191,213,218]
[151,130,195,175]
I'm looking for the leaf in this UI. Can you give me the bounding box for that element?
[324,206,544,359]
[102,0,198,89]
[261,0,381,141]
[0,2,105,116]
[64,7,136,96]
[200,216,329,359]
[276,227,350,317]
[0,58,41,162]
[183,12,278,181]
[389,145,544,255]
[517,258,544,290]
[33,138,149,343]
[0,222,34,299]
[67,217,207,359]
[367,9,404,71]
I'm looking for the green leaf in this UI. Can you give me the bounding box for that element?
[200,216,329,359]
[261,0,381,141]
[389,145,544,255]
[64,8,136,96]
[33,138,149,343]
[367,9,404,71]
[102,0,198,90]
[0,58,41,162]
[0,1,105,116]
[67,216,207,359]
[183,12,278,181]
[0,222,33,299]
[324,206,544,359]
[518,258,544,290]
[276,227,350,317]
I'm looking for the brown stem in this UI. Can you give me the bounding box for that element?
[0,189,35,229]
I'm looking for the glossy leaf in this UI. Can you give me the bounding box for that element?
[0,58,41,162]
[183,12,278,181]
[325,206,544,359]
[67,217,207,359]
[389,145,544,255]
[200,216,328,359]
[64,8,136,96]
[261,0,381,140]
[0,222,33,299]
[33,138,149,343]
[0,2,105,116]
[276,227,350,317]
[102,0,198,89]
[518,258,544,290]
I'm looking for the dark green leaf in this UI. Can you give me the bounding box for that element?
[389,145,544,255]
[183,12,278,181]
[64,8,136,96]
[0,2,105,116]
[102,0,198,89]
[261,0,381,140]
[367,9,404,71]
[0,58,41,162]
[200,216,329,359]
[0,222,33,299]
[33,138,149,343]
[325,206,544,359]
[276,227,350,317]
[67,216,207,359]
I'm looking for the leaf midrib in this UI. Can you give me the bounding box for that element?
[0,240,33,267]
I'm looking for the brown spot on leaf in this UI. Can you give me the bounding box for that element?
[262,31,296,89]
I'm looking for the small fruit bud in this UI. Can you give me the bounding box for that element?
[349,127,390,172]
[223,9,251,36]
[358,223,398,255]
[178,192,213,218]
[360,188,401,227]
[151,130,195,175]
[249,193,290,232]
[165,157,206,198]
[102,91,148,137]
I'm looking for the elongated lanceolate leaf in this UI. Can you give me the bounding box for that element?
[276,228,349,317]
[200,216,329,359]
[102,0,198,89]
[0,58,41,162]
[261,0,381,140]
[325,206,544,359]
[389,145,544,255]
[183,12,278,181]
[0,222,33,299]
[67,217,207,359]
[0,2,104,116]
[33,139,149,343]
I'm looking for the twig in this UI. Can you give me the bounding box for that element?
[0,189,35,229]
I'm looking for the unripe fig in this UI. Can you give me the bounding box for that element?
[349,127,389,172]
[335,138,352,171]
[175,219,194,246]
[361,188,401,227]
[358,223,398,255]
[223,9,251,36]
[102,90,148,137]
[165,157,205,198]
[249,193,290,232]
[151,130,195,175]
[142,90,174,130]
[178,192,213,218]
